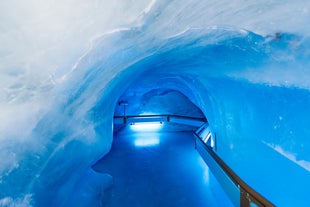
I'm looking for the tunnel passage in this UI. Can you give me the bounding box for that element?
[113,87,206,133]
[92,80,233,206]
[89,29,310,206]
[93,62,276,206]
[92,130,233,207]
[3,26,309,207]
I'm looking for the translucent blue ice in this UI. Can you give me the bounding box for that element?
[1,1,310,206]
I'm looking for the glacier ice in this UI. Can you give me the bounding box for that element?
[1,0,310,206]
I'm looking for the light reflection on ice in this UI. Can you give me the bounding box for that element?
[134,136,160,147]
[1,0,310,206]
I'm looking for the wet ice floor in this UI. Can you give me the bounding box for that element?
[93,126,232,207]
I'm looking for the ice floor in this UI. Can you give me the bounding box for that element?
[93,126,233,207]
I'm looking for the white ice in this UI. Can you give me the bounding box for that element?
[1,1,310,206]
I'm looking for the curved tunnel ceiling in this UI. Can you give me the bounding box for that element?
[50,28,310,206]
[115,87,205,118]
[1,1,310,206]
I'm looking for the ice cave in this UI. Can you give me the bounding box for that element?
[1,1,310,207]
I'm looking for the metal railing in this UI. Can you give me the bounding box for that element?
[114,114,274,206]
[114,114,206,127]
[194,132,275,207]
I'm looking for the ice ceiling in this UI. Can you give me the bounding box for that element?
[1,1,310,206]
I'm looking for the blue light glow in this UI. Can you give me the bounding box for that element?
[2,1,310,206]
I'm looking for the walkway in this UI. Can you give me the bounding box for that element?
[93,127,232,207]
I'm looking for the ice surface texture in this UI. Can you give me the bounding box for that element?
[1,1,310,206]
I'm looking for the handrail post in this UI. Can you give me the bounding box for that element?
[194,133,274,207]
[167,115,170,122]
[240,187,250,207]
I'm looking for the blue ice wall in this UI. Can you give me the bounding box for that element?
[1,1,310,206]
[110,30,310,205]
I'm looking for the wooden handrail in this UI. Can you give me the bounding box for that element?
[194,133,275,207]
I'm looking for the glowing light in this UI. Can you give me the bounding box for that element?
[130,122,163,132]
[197,124,215,148]
[134,137,160,147]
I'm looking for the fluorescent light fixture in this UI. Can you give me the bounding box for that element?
[134,137,160,147]
[130,122,163,132]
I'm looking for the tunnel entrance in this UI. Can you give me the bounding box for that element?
[92,76,275,206]
[112,88,206,134]
[91,85,234,207]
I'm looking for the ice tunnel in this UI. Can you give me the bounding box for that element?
[1,1,310,207]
